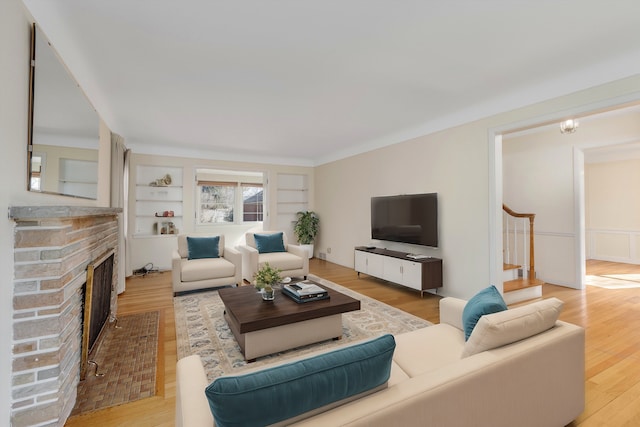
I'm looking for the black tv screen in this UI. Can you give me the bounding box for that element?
[371,193,438,247]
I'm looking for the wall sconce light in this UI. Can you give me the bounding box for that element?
[560,119,579,134]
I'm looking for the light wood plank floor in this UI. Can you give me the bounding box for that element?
[65,259,640,426]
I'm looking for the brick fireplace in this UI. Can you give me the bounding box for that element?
[9,206,122,427]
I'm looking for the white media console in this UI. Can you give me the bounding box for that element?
[354,246,442,297]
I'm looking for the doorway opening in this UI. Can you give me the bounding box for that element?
[490,98,640,293]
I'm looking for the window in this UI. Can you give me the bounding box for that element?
[196,169,264,224]
[242,185,263,222]
[198,182,236,223]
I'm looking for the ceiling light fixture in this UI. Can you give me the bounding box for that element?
[560,119,579,134]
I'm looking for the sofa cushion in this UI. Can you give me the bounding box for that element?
[258,252,303,271]
[254,232,286,253]
[180,257,236,282]
[205,334,396,427]
[462,297,564,358]
[186,236,220,260]
[462,285,508,341]
[393,324,464,377]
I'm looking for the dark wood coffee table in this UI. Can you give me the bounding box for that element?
[218,281,360,361]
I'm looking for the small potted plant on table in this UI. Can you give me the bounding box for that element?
[254,262,282,301]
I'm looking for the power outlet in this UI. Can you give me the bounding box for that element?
[327,247,332,254]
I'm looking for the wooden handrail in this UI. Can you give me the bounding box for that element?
[502,204,535,220]
[502,204,536,278]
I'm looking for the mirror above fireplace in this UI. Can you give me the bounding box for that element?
[28,23,100,200]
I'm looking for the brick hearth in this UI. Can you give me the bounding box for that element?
[9,206,121,427]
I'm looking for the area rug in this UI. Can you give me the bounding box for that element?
[71,311,160,415]
[174,274,432,382]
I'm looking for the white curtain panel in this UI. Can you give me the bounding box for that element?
[110,133,131,292]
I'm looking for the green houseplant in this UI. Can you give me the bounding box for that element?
[293,211,319,259]
[254,262,282,300]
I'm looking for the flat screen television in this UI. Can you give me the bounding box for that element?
[371,193,438,247]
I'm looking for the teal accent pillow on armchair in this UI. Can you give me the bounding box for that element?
[205,334,396,427]
[254,232,286,253]
[186,236,220,260]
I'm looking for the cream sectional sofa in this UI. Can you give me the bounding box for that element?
[176,296,585,427]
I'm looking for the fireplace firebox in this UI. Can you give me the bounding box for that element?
[81,248,115,379]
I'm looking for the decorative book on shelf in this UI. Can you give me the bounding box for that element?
[283,282,329,303]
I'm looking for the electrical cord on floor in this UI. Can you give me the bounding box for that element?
[133,263,160,277]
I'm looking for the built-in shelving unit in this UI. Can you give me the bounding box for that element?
[276,173,308,239]
[134,165,183,237]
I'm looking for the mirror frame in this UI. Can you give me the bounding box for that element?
[27,24,35,191]
[27,23,100,200]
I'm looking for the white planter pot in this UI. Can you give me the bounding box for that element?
[300,244,314,259]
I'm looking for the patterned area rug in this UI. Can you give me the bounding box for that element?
[174,274,432,382]
[71,311,160,415]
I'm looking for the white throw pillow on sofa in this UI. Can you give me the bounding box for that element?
[462,297,564,358]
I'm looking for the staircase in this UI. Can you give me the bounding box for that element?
[502,204,544,304]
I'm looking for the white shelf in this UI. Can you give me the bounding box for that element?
[133,233,179,239]
[276,173,309,240]
[135,165,184,237]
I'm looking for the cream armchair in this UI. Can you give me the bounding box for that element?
[239,231,309,283]
[172,234,242,296]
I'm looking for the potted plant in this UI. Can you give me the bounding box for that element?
[254,262,282,300]
[293,210,319,259]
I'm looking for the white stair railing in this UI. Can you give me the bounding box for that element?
[503,204,536,280]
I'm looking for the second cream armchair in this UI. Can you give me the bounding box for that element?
[239,231,308,283]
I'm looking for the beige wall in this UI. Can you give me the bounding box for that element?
[315,121,491,299]
[586,159,640,264]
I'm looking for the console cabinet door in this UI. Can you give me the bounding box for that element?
[354,250,368,274]
[400,261,422,290]
[383,258,422,290]
[367,253,384,278]
[354,251,384,278]
[382,257,403,285]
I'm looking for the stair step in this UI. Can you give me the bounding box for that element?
[503,277,544,293]
[503,263,520,271]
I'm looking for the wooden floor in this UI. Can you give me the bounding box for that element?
[65,270,177,427]
[65,259,640,426]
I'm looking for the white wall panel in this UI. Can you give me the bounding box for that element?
[536,234,577,287]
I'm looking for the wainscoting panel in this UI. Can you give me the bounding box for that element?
[587,229,640,265]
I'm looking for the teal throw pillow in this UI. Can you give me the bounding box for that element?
[462,285,508,341]
[254,232,286,253]
[205,334,396,427]
[186,236,220,260]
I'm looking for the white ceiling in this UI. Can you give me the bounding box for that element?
[22,0,640,166]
